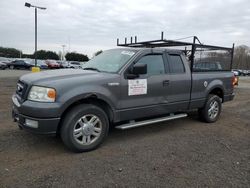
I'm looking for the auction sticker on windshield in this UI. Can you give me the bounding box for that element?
[121,51,135,56]
[128,79,147,96]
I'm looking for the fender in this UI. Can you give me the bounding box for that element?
[205,79,225,99]
[58,85,118,116]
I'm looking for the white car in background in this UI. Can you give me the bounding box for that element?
[68,61,81,69]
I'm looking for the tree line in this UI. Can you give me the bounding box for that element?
[0,47,89,62]
[0,47,21,58]
[232,45,250,69]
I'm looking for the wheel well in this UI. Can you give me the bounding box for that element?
[57,96,114,134]
[209,88,224,101]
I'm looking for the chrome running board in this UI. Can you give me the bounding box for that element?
[115,113,187,130]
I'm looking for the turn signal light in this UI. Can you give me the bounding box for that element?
[47,89,56,99]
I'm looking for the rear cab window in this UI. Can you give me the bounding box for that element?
[167,54,185,74]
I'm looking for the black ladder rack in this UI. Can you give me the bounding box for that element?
[116,32,234,70]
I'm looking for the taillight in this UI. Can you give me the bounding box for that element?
[232,75,238,86]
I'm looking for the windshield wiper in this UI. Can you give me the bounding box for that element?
[83,67,101,72]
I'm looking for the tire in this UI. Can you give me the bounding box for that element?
[60,104,109,152]
[198,94,222,123]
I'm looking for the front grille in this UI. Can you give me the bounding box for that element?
[16,80,28,100]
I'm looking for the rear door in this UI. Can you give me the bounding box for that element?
[164,52,191,111]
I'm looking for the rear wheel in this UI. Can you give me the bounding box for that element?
[60,104,109,152]
[199,94,222,123]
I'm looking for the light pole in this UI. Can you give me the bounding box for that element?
[25,2,46,69]
[62,45,66,61]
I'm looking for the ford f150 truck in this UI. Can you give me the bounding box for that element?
[12,36,235,152]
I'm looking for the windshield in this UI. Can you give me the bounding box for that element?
[83,49,136,73]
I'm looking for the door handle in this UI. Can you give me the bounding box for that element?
[163,80,170,86]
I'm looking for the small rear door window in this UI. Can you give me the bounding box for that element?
[168,54,185,73]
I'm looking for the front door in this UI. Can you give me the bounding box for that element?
[119,52,169,121]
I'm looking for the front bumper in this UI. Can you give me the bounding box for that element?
[12,95,60,134]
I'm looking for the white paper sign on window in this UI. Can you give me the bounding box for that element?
[128,79,147,96]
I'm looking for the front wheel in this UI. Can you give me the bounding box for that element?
[60,104,109,152]
[199,94,222,123]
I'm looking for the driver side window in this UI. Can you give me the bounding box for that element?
[136,54,165,75]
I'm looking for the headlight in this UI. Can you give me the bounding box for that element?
[28,86,56,102]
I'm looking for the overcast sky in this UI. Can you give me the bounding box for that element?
[0,0,249,56]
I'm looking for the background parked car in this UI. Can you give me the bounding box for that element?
[44,60,60,69]
[56,61,64,68]
[236,69,250,76]
[8,60,33,70]
[0,62,7,69]
[56,61,69,68]
[61,61,70,68]
[0,60,11,67]
[237,69,243,76]
[68,61,81,69]
[0,57,11,66]
[232,69,240,76]
[242,70,249,76]
[29,60,48,69]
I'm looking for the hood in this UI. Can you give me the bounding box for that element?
[20,69,99,85]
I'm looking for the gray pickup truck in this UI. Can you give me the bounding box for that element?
[12,37,235,152]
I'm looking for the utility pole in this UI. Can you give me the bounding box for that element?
[68,36,71,52]
[62,45,66,61]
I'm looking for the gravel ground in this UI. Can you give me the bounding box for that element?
[0,70,30,78]
[0,71,249,188]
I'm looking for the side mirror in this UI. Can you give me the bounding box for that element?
[132,63,147,75]
[126,63,147,79]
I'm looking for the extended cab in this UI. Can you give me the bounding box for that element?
[12,44,235,152]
